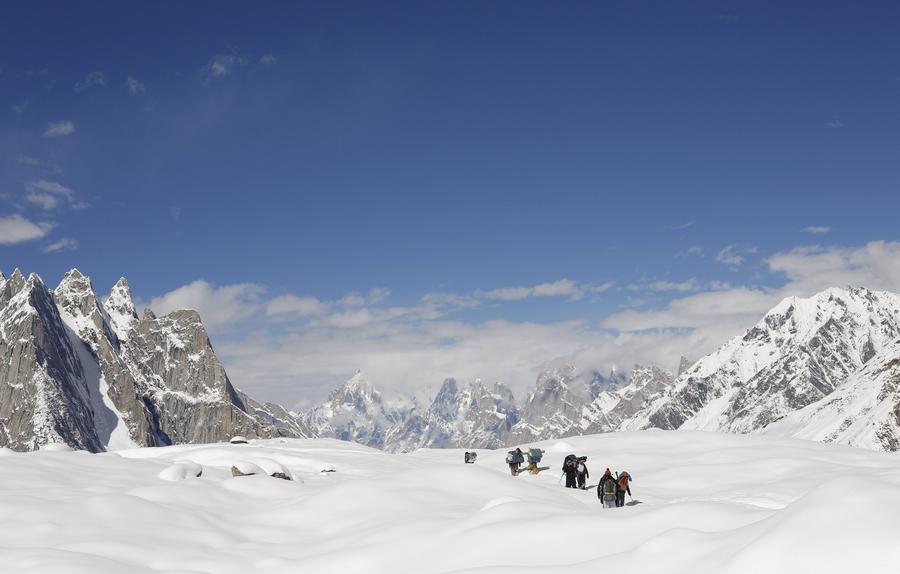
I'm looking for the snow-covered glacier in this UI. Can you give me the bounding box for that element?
[0,431,898,573]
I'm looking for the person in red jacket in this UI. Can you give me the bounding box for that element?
[615,471,632,507]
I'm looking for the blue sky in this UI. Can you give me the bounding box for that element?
[3,2,900,405]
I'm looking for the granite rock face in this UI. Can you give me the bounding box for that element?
[0,268,304,452]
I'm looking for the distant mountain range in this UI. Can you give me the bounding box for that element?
[1,268,898,453]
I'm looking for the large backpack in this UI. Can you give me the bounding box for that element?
[528,448,543,464]
[602,476,616,496]
[562,454,576,472]
[617,471,630,490]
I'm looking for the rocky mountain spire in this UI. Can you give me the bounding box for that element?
[105,277,138,341]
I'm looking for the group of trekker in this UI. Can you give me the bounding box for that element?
[564,454,633,507]
[597,467,632,508]
[499,448,633,507]
[504,447,545,475]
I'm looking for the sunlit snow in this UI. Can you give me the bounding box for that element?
[1,431,898,573]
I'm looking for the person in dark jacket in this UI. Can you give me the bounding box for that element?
[563,456,578,488]
[507,448,524,476]
[615,471,632,507]
[597,468,616,507]
[576,457,589,490]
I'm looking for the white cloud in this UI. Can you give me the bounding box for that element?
[766,241,900,294]
[825,119,844,128]
[44,121,75,138]
[74,71,107,93]
[677,245,705,258]
[24,180,76,210]
[600,240,900,382]
[217,318,638,405]
[0,214,54,244]
[202,54,248,81]
[259,54,277,66]
[801,226,831,235]
[715,244,757,267]
[15,155,39,166]
[42,238,78,253]
[338,288,391,307]
[629,279,701,293]
[147,280,266,330]
[25,192,59,210]
[266,295,330,318]
[667,221,694,230]
[126,76,146,95]
[483,279,612,301]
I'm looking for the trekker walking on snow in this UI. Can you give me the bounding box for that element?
[576,457,589,490]
[506,448,525,476]
[563,456,579,488]
[597,468,616,508]
[526,448,544,475]
[615,471,632,507]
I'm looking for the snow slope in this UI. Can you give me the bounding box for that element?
[1,432,898,573]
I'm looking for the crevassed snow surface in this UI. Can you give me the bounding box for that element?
[1,432,899,573]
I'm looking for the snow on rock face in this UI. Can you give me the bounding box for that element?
[3,433,900,573]
[628,287,900,440]
[303,371,415,451]
[104,277,138,341]
[0,273,104,452]
[307,366,670,452]
[121,308,278,445]
[508,365,585,443]
[763,338,900,451]
[0,268,304,453]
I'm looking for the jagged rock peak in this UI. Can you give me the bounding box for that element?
[330,371,381,404]
[436,377,459,398]
[61,268,86,281]
[107,278,135,310]
[535,364,577,387]
[142,308,157,320]
[9,268,25,286]
[105,277,138,340]
[56,268,93,292]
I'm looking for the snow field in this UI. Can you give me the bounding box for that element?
[0,431,898,573]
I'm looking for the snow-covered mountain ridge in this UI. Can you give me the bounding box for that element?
[623,286,900,450]
[4,274,899,454]
[305,286,900,453]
